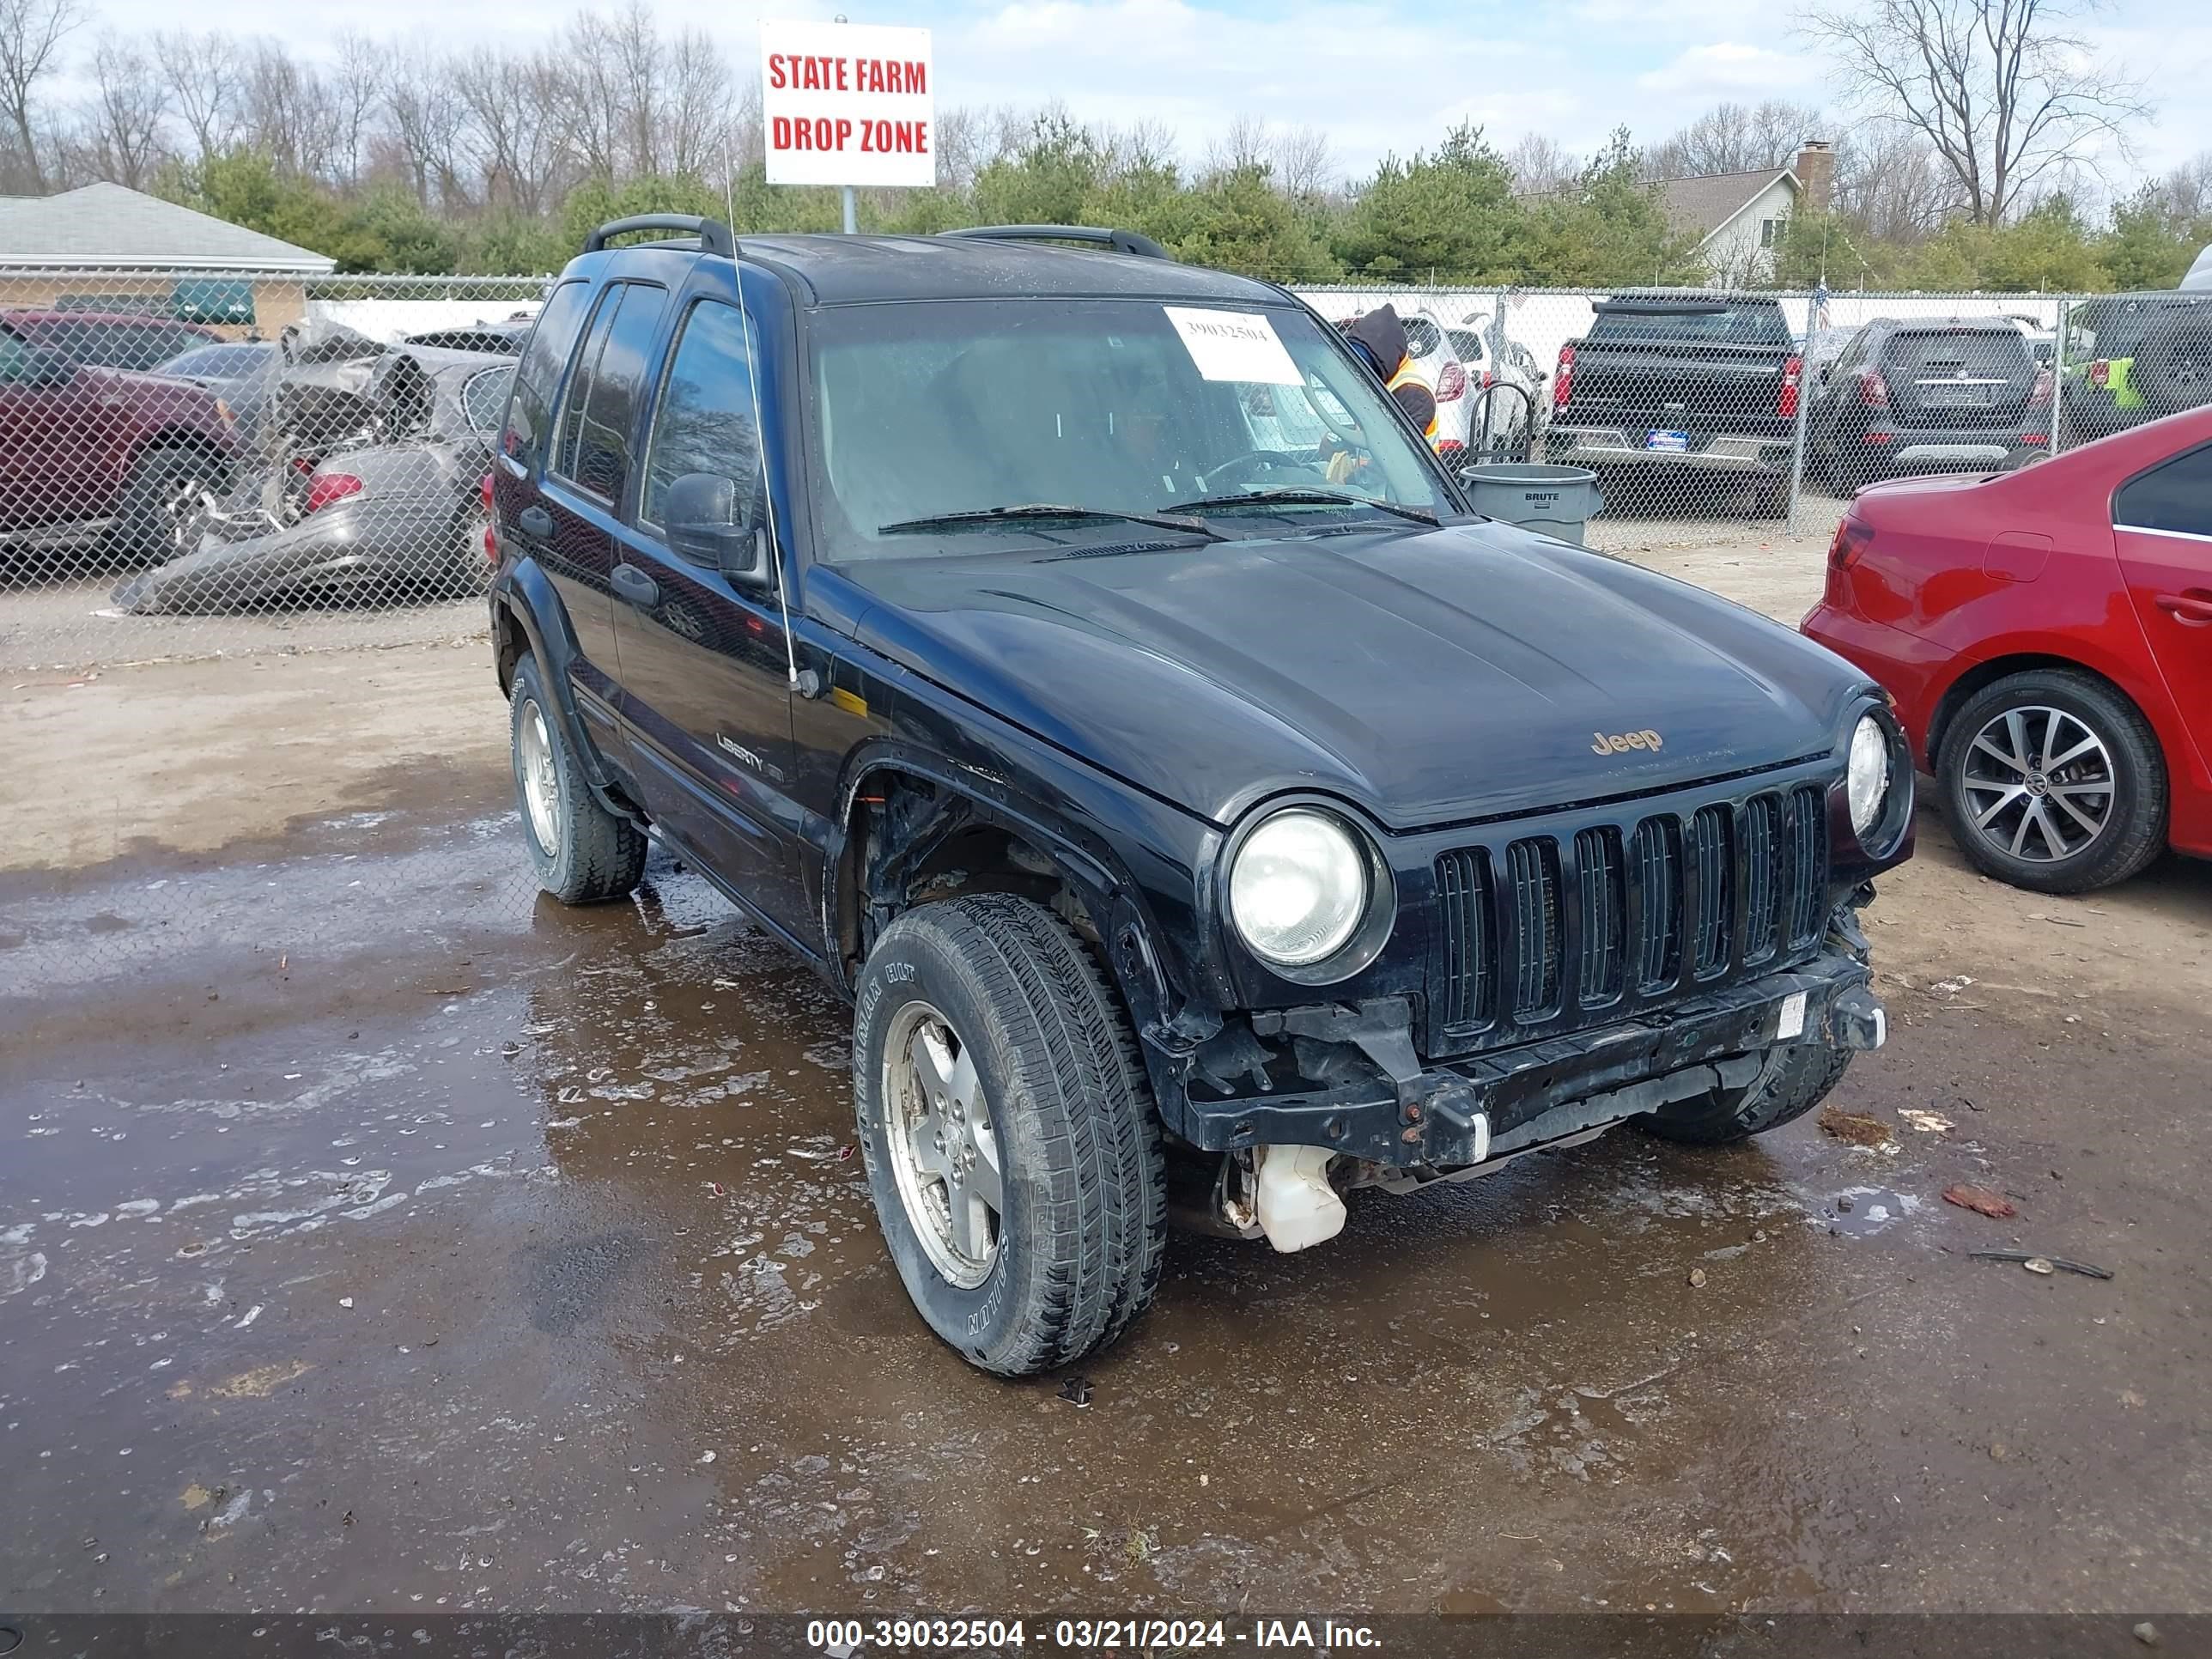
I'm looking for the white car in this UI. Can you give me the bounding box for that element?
[1449,315,1547,459]
[1399,310,1476,460]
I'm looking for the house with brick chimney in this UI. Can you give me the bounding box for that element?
[1650,141,1834,286]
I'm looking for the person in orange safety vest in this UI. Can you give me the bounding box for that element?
[1324,304,1438,483]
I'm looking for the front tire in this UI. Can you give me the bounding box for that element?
[852,894,1166,1376]
[1642,1043,1850,1146]
[1936,669,2166,894]
[509,653,647,903]
[103,445,226,567]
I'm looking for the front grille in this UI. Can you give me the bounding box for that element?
[1505,837,1561,1018]
[1689,804,1733,975]
[1433,782,1829,1048]
[1575,827,1625,1005]
[1435,847,1494,1028]
[1630,816,1681,991]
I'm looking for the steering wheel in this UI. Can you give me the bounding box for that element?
[1199,449,1302,491]
[1302,368,1366,447]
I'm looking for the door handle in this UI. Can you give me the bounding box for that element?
[517,504,553,538]
[611,562,660,609]
[2154,592,2212,626]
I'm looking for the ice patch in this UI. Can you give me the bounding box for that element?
[4,1250,48,1297]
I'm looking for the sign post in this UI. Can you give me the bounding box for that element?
[760,19,936,232]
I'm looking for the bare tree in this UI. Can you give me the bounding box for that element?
[1273,125,1336,201]
[1204,112,1268,176]
[1644,99,1826,179]
[1833,125,1958,237]
[2157,152,2212,225]
[245,41,337,178]
[0,0,85,188]
[381,43,467,206]
[153,31,246,162]
[609,1,662,177]
[453,46,568,214]
[77,33,168,188]
[1505,131,1576,195]
[326,30,382,189]
[558,10,625,182]
[930,103,1000,194]
[1800,0,2148,224]
[1101,118,1177,180]
[664,24,733,179]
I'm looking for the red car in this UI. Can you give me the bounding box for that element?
[0,311,240,559]
[1804,404,2212,893]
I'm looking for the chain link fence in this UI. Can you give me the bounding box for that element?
[0,269,544,674]
[3,270,2203,675]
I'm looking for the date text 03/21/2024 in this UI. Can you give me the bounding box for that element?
[806,1618,1384,1652]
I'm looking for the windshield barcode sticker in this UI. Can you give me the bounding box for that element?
[1164,307,1302,386]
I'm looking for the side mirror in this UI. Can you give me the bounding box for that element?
[665,471,769,585]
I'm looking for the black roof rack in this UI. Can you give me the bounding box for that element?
[944,224,1172,261]
[585,215,737,258]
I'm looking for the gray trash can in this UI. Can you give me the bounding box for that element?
[1459,464,1601,546]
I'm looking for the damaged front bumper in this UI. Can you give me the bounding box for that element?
[1166,944,1885,1172]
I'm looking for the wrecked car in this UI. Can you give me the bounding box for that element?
[489,217,1911,1376]
[113,347,512,614]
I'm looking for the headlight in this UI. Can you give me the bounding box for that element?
[1848,714,1891,837]
[1229,808,1369,968]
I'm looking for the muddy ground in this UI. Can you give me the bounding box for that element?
[3,520,2209,1620]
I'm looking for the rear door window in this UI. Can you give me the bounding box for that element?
[553,283,665,502]
[504,281,592,471]
[1447,329,1486,365]
[2115,443,2212,540]
[1883,330,2031,382]
[1589,301,1793,347]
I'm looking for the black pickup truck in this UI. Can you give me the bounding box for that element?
[489,220,1909,1376]
[1546,289,1803,514]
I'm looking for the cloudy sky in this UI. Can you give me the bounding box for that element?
[74,0,2212,192]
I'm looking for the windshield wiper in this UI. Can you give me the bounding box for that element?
[877,503,1223,540]
[1166,488,1437,526]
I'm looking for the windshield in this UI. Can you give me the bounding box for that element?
[807,298,1449,562]
[161,343,275,378]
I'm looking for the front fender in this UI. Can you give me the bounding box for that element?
[829,733,1228,1139]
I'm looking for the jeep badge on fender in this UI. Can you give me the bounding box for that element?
[485,215,1911,1378]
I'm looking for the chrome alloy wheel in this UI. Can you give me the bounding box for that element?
[881,1000,1004,1289]
[159,470,220,556]
[1961,704,2114,863]
[517,698,562,855]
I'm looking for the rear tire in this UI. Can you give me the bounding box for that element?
[509,652,647,904]
[1641,1043,1850,1146]
[1936,668,2166,894]
[852,894,1166,1376]
[103,445,226,567]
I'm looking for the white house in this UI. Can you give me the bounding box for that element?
[1652,142,1834,286]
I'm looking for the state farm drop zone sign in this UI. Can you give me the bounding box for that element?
[760,20,937,189]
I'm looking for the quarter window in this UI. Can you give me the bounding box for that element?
[504,281,591,471]
[640,299,764,534]
[2114,443,2212,540]
[554,283,664,501]
[462,366,517,433]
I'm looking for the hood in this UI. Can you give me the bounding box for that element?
[839,524,1866,830]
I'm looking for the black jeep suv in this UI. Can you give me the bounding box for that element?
[488,216,1911,1376]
